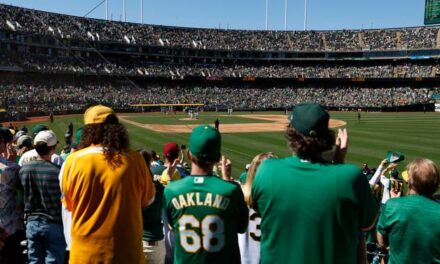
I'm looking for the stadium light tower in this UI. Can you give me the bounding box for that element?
[106,0,109,20]
[123,0,126,22]
[284,0,288,30]
[265,0,269,30]
[141,0,143,24]
[304,0,308,31]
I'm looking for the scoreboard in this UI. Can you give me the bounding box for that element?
[425,0,440,25]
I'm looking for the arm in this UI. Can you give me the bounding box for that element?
[376,203,390,248]
[220,155,233,181]
[333,128,348,164]
[141,159,156,207]
[234,185,249,233]
[377,232,387,248]
[369,159,388,186]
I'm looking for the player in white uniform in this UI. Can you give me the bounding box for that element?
[239,152,277,264]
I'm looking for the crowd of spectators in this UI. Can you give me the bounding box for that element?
[1,4,439,52]
[0,81,438,114]
[1,54,437,78]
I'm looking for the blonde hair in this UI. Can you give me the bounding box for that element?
[243,152,277,207]
[407,159,440,197]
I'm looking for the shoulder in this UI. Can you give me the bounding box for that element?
[331,163,362,177]
[0,157,20,171]
[67,146,104,162]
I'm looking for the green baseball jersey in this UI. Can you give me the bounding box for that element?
[164,175,249,264]
[252,156,378,264]
[377,195,440,264]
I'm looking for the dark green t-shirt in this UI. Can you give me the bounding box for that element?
[252,156,378,264]
[142,165,166,241]
[377,195,440,264]
[164,175,248,264]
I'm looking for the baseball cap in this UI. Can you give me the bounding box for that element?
[290,103,329,137]
[32,124,49,136]
[0,127,13,143]
[163,142,180,158]
[17,135,32,149]
[34,130,58,147]
[189,125,221,162]
[84,105,115,125]
[13,130,26,142]
[386,151,405,163]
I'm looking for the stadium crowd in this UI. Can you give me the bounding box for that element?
[1,82,438,114]
[0,54,437,78]
[0,104,439,264]
[1,4,439,51]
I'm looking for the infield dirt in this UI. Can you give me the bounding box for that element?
[119,114,346,133]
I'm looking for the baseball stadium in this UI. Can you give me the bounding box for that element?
[0,0,439,264]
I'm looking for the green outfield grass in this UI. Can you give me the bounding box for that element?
[16,111,440,178]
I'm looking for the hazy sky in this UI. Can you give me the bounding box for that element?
[0,0,428,30]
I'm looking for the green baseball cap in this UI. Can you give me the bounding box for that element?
[189,125,221,162]
[290,103,329,137]
[32,124,49,137]
[386,151,405,163]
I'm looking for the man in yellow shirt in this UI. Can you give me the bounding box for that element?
[60,105,155,264]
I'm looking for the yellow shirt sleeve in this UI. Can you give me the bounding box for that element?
[60,155,73,211]
[160,168,181,186]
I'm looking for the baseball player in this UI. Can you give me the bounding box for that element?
[163,125,248,263]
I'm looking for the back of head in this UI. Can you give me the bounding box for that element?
[0,127,13,145]
[163,142,180,162]
[189,125,221,169]
[408,159,439,196]
[244,152,277,207]
[81,105,129,167]
[407,159,440,197]
[17,135,33,149]
[34,130,58,157]
[286,103,335,162]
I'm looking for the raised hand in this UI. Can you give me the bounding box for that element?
[333,128,348,164]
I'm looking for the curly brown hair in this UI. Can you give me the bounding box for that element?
[80,114,129,167]
[286,125,335,163]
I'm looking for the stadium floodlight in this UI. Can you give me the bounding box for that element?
[284,0,288,30]
[141,0,143,24]
[265,0,269,30]
[304,0,308,31]
[106,0,109,20]
[123,0,126,22]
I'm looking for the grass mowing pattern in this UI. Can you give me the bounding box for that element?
[25,111,440,178]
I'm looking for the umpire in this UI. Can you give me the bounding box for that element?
[252,103,378,264]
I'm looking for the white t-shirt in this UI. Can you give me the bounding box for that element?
[18,149,63,167]
[380,176,391,205]
[238,208,261,264]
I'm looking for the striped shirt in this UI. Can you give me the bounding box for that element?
[0,157,23,237]
[19,160,62,223]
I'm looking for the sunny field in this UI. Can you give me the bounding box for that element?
[17,111,440,178]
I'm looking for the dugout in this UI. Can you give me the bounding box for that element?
[129,103,205,113]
